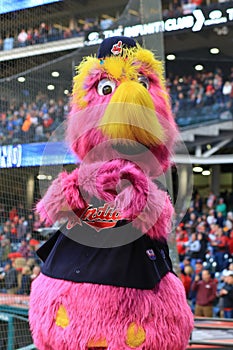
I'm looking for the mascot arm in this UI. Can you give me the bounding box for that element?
[95,159,174,241]
[36,168,87,225]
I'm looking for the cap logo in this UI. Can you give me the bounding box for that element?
[111,41,123,56]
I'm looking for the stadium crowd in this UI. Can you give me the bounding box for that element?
[0,92,70,145]
[0,0,229,51]
[167,67,233,125]
[177,190,233,318]
[0,67,232,145]
[0,189,233,317]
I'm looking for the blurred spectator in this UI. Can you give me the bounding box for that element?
[180,265,193,299]
[196,233,208,261]
[222,81,232,104]
[207,192,217,210]
[176,224,189,262]
[33,28,40,44]
[180,255,192,273]
[31,265,41,281]
[17,217,27,240]
[225,212,233,231]
[212,227,229,271]
[3,34,14,51]
[219,270,233,318]
[0,261,18,294]
[184,211,198,235]
[26,28,34,45]
[228,230,233,256]
[216,211,224,228]
[207,209,217,226]
[9,206,17,221]
[189,258,203,312]
[185,232,201,269]
[27,213,35,233]
[17,29,28,47]
[193,193,203,214]
[18,239,30,260]
[216,198,227,218]
[16,265,32,295]
[191,269,217,317]
[0,239,11,265]
[39,22,48,43]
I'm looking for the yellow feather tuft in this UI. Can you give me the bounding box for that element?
[71,44,169,109]
[103,56,125,80]
[134,47,165,82]
[72,56,100,108]
[102,56,138,82]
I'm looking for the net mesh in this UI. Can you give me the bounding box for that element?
[0,0,201,347]
[0,1,129,348]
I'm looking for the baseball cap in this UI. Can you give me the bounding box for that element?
[196,259,203,264]
[222,269,233,277]
[226,270,233,277]
[97,36,137,59]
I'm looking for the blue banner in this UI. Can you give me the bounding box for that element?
[0,142,78,168]
[0,0,62,15]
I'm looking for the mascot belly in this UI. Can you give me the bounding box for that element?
[29,36,194,350]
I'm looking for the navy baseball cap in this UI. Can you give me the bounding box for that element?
[97,36,137,58]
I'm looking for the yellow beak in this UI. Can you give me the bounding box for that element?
[98,81,165,147]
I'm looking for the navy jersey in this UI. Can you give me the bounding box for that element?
[37,208,174,290]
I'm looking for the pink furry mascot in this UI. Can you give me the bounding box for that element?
[29,36,193,350]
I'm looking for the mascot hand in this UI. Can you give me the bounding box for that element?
[95,159,173,240]
[96,159,148,217]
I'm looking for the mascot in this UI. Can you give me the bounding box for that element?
[29,36,193,350]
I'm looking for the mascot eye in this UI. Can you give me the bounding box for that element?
[138,76,150,89]
[97,79,116,96]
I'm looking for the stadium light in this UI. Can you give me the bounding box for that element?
[210,47,219,54]
[37,174,47,180]
[51,71,60,77]
[166,54,176,61]
[193,166,203,173]
[47,84,55,90]
[195,64,204,71]
[37,174,53,180]
[64,89,69,95]
[202,170,211,176]
[18,76,25,82]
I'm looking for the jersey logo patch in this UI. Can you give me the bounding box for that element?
[66,203,122,232]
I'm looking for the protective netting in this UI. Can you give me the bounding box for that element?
[0,1,130,349]
[3,0,231,348]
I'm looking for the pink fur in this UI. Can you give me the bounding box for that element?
[67,104,108,161]
[78,159,172,240]
[29,273,193,350]
[36,169,87,225]
[68,70,178,174]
